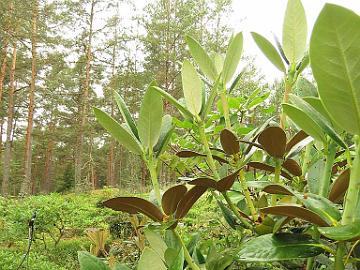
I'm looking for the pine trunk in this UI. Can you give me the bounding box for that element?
[1,44,17,195]
[41,122,55,193]
[75,0,95,192]
[21,0,38,194]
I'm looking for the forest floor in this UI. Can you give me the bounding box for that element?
[0,188,228,270]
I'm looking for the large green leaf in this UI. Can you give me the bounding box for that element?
[152,86,193,118]
[185,35,218,81]
[78,251,110,270]
[222,32,243,84]
[182,60,203,116]
[318,223,360,241]
[165,248,184,270]
[113,91,139,139]
[237,233,324,262]
[153,115,173,156]
[294,192,341,226]
[282,0,307,63]
[138,86,163,149]
[310,4,360,135]
[144,229,167,260]
[289,95,347,148]
[282,103,325,142]
[94,108,143,155]
[137,247,167,270]
[251,32,285,72]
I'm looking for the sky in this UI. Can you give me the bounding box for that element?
[230,0,360,81]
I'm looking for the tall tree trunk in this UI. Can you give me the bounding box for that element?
[75,0,95,192]
[41,121,55,193]
[0,40,8,159]
[21,0,38,194]
[1,44,17,195]
[107,13,118,187]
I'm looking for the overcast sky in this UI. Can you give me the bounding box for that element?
[230,0,360,81]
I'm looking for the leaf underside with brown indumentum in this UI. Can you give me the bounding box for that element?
[103,197,164,222]
[260,205,329,227]
[175,186,208,219]
[282,158,302,176]
[328,169,350,203]
[247,162,292,180]
[258,126,287,158]
[161,185,188,215]
[220,128,240,155]
[262,184,294,195]
[189,169,241,192]
[285,130,308,153]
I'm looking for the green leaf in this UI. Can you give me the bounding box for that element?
[282,0,307,63]
[310,4,360,135]
[113,263,131,270]
[152,86,193,118]
[294,77,317,97]
[318,223,360,241]
[153,115,173,156]
[138,86,163,149]
[182,60,203,116]
[294,192,342,226]
[165,248,184,270]
[251,32,285,72]
[78,251,110,270]
[289,95,347,148]
[113,91,139,139]
[137,247,167,270]
[94,108,143,155]
[185,35,218,81]
[282,103,325,143]
[237,233,324,262]
[223,32,243,84]
[144,229,167,260]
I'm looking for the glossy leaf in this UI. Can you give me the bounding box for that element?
[223,32,243,84]
[94,108,143,155]
[258,126,287,158]
[175,186,207,219]
[283,103,325,142]
[310,4,360,135]
[138,247,167,270]
[162,185,188,216]
[218,200,238,229]
[289,94,347,148]
[261,205,329,226]
[182,60,203,116]
[185,35,218,81]
[113,91,139,139]
[282,0,307,63]
[251,32,285,72]
[152,86,193,118]
[329,169,350,203]
[138,86,163,149]
[220,128,240,155]
[318,223,360,241]
[282,158,302,176]
[103,197,164,222]
[237,233,324,262]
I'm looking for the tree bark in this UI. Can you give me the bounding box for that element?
[0,40,8,159]
[1,44,17,195]
[75,0,95,192]
[41,121,55,193]
[21,0,38,194]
